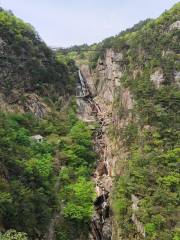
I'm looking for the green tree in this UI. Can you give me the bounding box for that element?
[0,230,28,240]
[63,177,95,220]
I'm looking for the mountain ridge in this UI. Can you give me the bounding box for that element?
[0,3,179,240]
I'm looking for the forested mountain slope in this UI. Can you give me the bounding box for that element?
[65,3,180,240]
[0,2,180,240]
[0,8,77,116]
[0,8,95,240]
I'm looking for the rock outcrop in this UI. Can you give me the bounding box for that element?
[169,20,180,30]
[174,71,180,87]
[0,92,50,117]
[0,8,77,117]
[76,69,112,240]
[131,195,146,238]
[77,49,136,240]
[150,69,164,89]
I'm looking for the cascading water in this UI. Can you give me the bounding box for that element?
[78,69,89,97]
[76,70,112,240]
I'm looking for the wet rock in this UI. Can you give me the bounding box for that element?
[90,213,102,240]
[76,69,113,240]
[80,65,96,96]
[102,219,112,240]
[76,98,95,122]
[96,161,108,176]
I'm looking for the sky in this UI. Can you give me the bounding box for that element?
[0,0,179,47]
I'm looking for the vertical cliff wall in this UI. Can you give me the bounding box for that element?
[75,6,180,240]
[78,7,180,237]
[79,49,136,240]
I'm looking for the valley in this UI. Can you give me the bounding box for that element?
[0,3,180,240]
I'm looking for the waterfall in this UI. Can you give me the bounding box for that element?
[78,69,88,97]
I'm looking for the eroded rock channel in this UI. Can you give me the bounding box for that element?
[76,70,112,240]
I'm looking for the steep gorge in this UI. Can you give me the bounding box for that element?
[77,48,133,240]
[76,69,112,240]
[0,3,179,240]
[74,4,180,238]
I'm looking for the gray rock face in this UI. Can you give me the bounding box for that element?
[121,89,133,110]
[80,65,96,96]
[102,219,112,240]
[76,98,95,122]
[86,49,124,123]
[77,49,135,240]
[0,92,49,117]
[174,71,180,87]
[131,195,146,238]
[23,93,49,118]
[150,69,164,89]
[0,37,6,54]
[169,21,180,30]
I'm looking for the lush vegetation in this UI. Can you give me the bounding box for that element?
[0,2,179,240]
[105,3,180,240]
[64,2,179,239]
[0,7,96,240]
[55,120,96,239]
[0,8,77,102]
[0,99,95,239]
[0,230,28,240]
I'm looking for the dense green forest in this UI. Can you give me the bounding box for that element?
[0,7,96,240]
[0,102,96,239]
[103,4,179,240]
[0,7,77,102]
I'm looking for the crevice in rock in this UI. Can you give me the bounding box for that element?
[76,70,112,240]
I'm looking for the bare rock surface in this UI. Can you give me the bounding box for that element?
[174,71,180,87]
[150,69,164,88]
[169,20,180,30]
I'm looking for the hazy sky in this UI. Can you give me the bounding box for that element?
[0,0,179,47]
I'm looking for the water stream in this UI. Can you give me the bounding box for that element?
[45,70,112,240]
[76,70,112,240]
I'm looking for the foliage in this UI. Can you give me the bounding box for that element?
[0,5,94,240]
[1,2,179,240]
[59,121,96,221]
[106,3,180,239]
[0,102,95,239]
[0,8,77,101]
[0,230,28,240]
[63,177,95,220]
[0,112,57,238]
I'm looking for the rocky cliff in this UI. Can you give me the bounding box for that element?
[0,8,77,116]
[76,3,180,239]
[0,2,179,240]
[79,49,135,240]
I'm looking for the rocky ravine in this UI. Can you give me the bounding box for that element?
[78,48,146,240]
[76,49,131,240]
[76,69,113,240]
